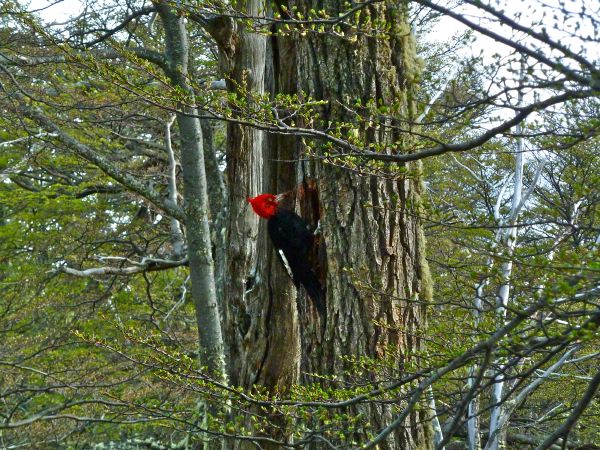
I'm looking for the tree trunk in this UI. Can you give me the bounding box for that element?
[200,118,228,325]
[214,0,303,397]
[280,1,432,447]
[157,2,225,379]
[218,0,434,447]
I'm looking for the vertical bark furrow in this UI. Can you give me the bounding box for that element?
[222,6,271,389]
[287,1,433,447]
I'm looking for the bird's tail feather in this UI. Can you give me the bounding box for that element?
[291,259,326,320]
[303,274,326,320]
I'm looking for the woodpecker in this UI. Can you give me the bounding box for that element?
[247,193,325,318]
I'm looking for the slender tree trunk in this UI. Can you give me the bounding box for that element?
[487,99,525,450]
[428,386,446,450]
[200,119,227,218]
[157,2,225,379]
[484,63,545,446]
[467,280,485,450]
[200,118,228,324]
[467,169,513,450]
[165,114,186,258]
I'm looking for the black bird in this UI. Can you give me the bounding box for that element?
[247,193,325,318]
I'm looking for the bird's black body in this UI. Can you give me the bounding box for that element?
[267,209,326,318]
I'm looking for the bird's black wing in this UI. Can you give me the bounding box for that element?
[268,210,325,318]
[267,210,314,257]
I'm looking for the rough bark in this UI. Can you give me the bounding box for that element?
[280,1,433,447]
[214,0,302,397]
[216,0,433,447]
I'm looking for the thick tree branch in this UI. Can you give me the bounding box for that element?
[78,6,157,48]
[461,0,599,75]
[176,91,594,166]
[187,1,382,27]
[9,96,185,221]
[412,0,598,88]
[533,367,600,450]
[0,47,166,68]
[356,90,595,164]
[60,256,188,277]
[74,185,123,198]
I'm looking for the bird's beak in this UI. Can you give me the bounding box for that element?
[275,193,286,202]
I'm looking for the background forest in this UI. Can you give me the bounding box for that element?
[0,0,598,449]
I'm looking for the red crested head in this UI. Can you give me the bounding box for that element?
[247,193,278,219]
